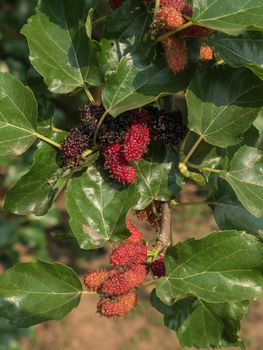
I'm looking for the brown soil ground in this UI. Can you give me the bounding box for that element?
[20,185,263,350]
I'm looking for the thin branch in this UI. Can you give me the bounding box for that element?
[93,110,108,148]
[158,202,171,249]
[33,132,62,149]
[182,135,203,163]
[156,21,193,42]
[187,162,221,174]
[84,85,96,105]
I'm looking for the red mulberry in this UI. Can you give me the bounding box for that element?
[102,143,136,185]
[156,7,184,30]
[162,36,188,73]
[83,270,110,292]
[200,44,214,61]
[151,257,166,277]
[97,292,138,317]
[110,241,147,267]
[123,111,150,162]
[126,219,143,242]
[101,265,148,296]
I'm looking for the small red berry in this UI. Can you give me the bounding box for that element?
[156,7,184,30]
[83,270,110,292]
[162,36,188,74]
[123,111,150,162]
[102,143,136,185]
[126,219,143,242]
[97,292,138,317]
[160,0,187,12]
[199,44,213,61]
[101,265,148,296]
[110,241,147,267]
[151,257,166,277]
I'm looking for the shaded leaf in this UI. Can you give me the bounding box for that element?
[0,261,82,327]
[101,0,151,73]
[209,31,263,80]
[213,180,263,236]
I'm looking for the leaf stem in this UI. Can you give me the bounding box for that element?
[52,127,63,133]
[81,291,97,295]
[155,0,160,13]
[93,15,107,27]
[182,135,203,163]
[156,21,193,42]
[84,85,96,105]
[33,132,62,149]
[93,110,108,148]
[187,162,221,174]
[141,280,157,288]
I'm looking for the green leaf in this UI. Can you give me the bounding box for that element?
[102,54,194,117]
[4,133,67,216]
[134,144,184,210]
[0,73,37,156]
[186,65,263,147]
[156,230,263,304]
[21,0,101,94]
[65,165,140,249]
[188,125,260,174]
[151,290,247,348]
[192,0,263,35]
[0,261,82,327]
[220,146,263,217]
[209,31,263,80]
[101,0,151,73]
[213,180,263,236]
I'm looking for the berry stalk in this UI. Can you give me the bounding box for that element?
[33,132,62,149]
[93,110,108,148]
[156,20,193,42]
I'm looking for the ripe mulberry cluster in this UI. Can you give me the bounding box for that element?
[62,105,187,182]
[101,110,151,185]
[148,106,188,146]
[83,220,148,318]
[102,143,136,185]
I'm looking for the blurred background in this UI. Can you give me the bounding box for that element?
[1,1,263,349]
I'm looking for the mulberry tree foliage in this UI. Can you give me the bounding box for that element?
[1,0,263,348]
